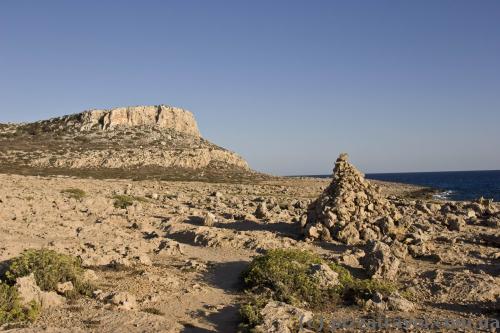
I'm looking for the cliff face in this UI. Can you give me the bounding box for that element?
[79,105,200,136]
[0,105,259,181]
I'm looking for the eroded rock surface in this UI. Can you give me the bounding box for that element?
[0,105,256,181]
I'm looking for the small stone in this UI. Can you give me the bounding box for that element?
[83,269,99,282]
[202,212,217,227]
[56,281,74,294]
[337,224,360,245]
[308,263,339,289]
[447,214,465,231]
[387,293,415,312]
[109,292,137,310]
[255,202,269,219]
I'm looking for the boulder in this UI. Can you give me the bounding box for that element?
[15,273,65,309]
[361,241,400,281]
[308,263,340,289]
[254,301,314,333]
[446,214,465,231]
[255,203,269,219]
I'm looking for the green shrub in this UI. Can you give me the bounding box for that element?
[61,188,86,200]
[112,195,148,209]
[0,283,40,325]
[4,249,94,297]
[242,249,341,308]
[240,249,397,329]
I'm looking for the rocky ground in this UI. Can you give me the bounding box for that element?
[0,164,498,332]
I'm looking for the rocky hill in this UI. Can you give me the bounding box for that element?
[0,105,262,181]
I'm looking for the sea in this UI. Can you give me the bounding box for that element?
[307,170,500,202]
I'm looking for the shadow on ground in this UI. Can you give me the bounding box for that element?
[181,305,241,333]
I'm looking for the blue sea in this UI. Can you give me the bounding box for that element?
[309,170,500,202]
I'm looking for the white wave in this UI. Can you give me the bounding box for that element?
[432,190,455,200]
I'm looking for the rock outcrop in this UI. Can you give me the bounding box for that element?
[79,105,200,136]
[0,104,261,181]
[303,153,399,243]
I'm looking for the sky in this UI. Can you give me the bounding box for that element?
[1,1,499,175]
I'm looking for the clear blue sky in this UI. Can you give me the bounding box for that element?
[1,1,499,175]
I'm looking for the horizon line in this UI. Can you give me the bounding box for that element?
[285,168,500,177]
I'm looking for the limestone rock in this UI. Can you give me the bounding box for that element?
[202,212,217,227]
[15,273,65,309]
[255,202,269,219]
[255,301,314,333]
[446,214,465,231]
[386,293,415,312]
[308,263,339,289]
[80,105,200,136]
[56,281,74,294]
[361,241,400,281]
[110,292,137,310]
[0,104,253,178]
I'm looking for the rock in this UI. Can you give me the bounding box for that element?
[361,227,379,241]
[5,104,251,173]
[365,292,388,311]
[135,254,153,266]
[181,259,207,272]
[304,223,321,239]
[56,281,74,294]
[386,293,415,312]
[362,241,400,281]
[83,269,99,282]
[255,202,269,219]
[154,239,184,255]
[15,273,65,309]
[81,105,201,136]
[390,240,408,260]
[255,301,314,333]
[486,217,499,228]
[366,292,415,312]
[202,212,217,227]
[308,263,339,289]
[337,224,360,245]
[303,154,398,244]
[106,291,137,310]
[446,214,465,231]
[212,191,223,198]
[299,214,308,228]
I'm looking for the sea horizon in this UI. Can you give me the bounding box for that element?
[288,169,500,202]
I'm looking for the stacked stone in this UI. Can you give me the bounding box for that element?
[303,153,400,244]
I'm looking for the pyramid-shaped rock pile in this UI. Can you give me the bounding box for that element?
[303,153,401,244]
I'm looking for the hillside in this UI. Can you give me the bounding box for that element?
[0,105,265,182]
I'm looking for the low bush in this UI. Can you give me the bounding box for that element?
[4,249,94,297]
[61,188,86,201]
[240,249,396,329]
[0,282,40,325]
[112,195,148,209]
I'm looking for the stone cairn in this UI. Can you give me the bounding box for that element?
[303,153,401,244]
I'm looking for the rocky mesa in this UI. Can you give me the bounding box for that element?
[0,105,259,181]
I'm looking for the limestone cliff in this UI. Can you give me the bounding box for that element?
[0,105,261,181]
[79,105,200,136]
